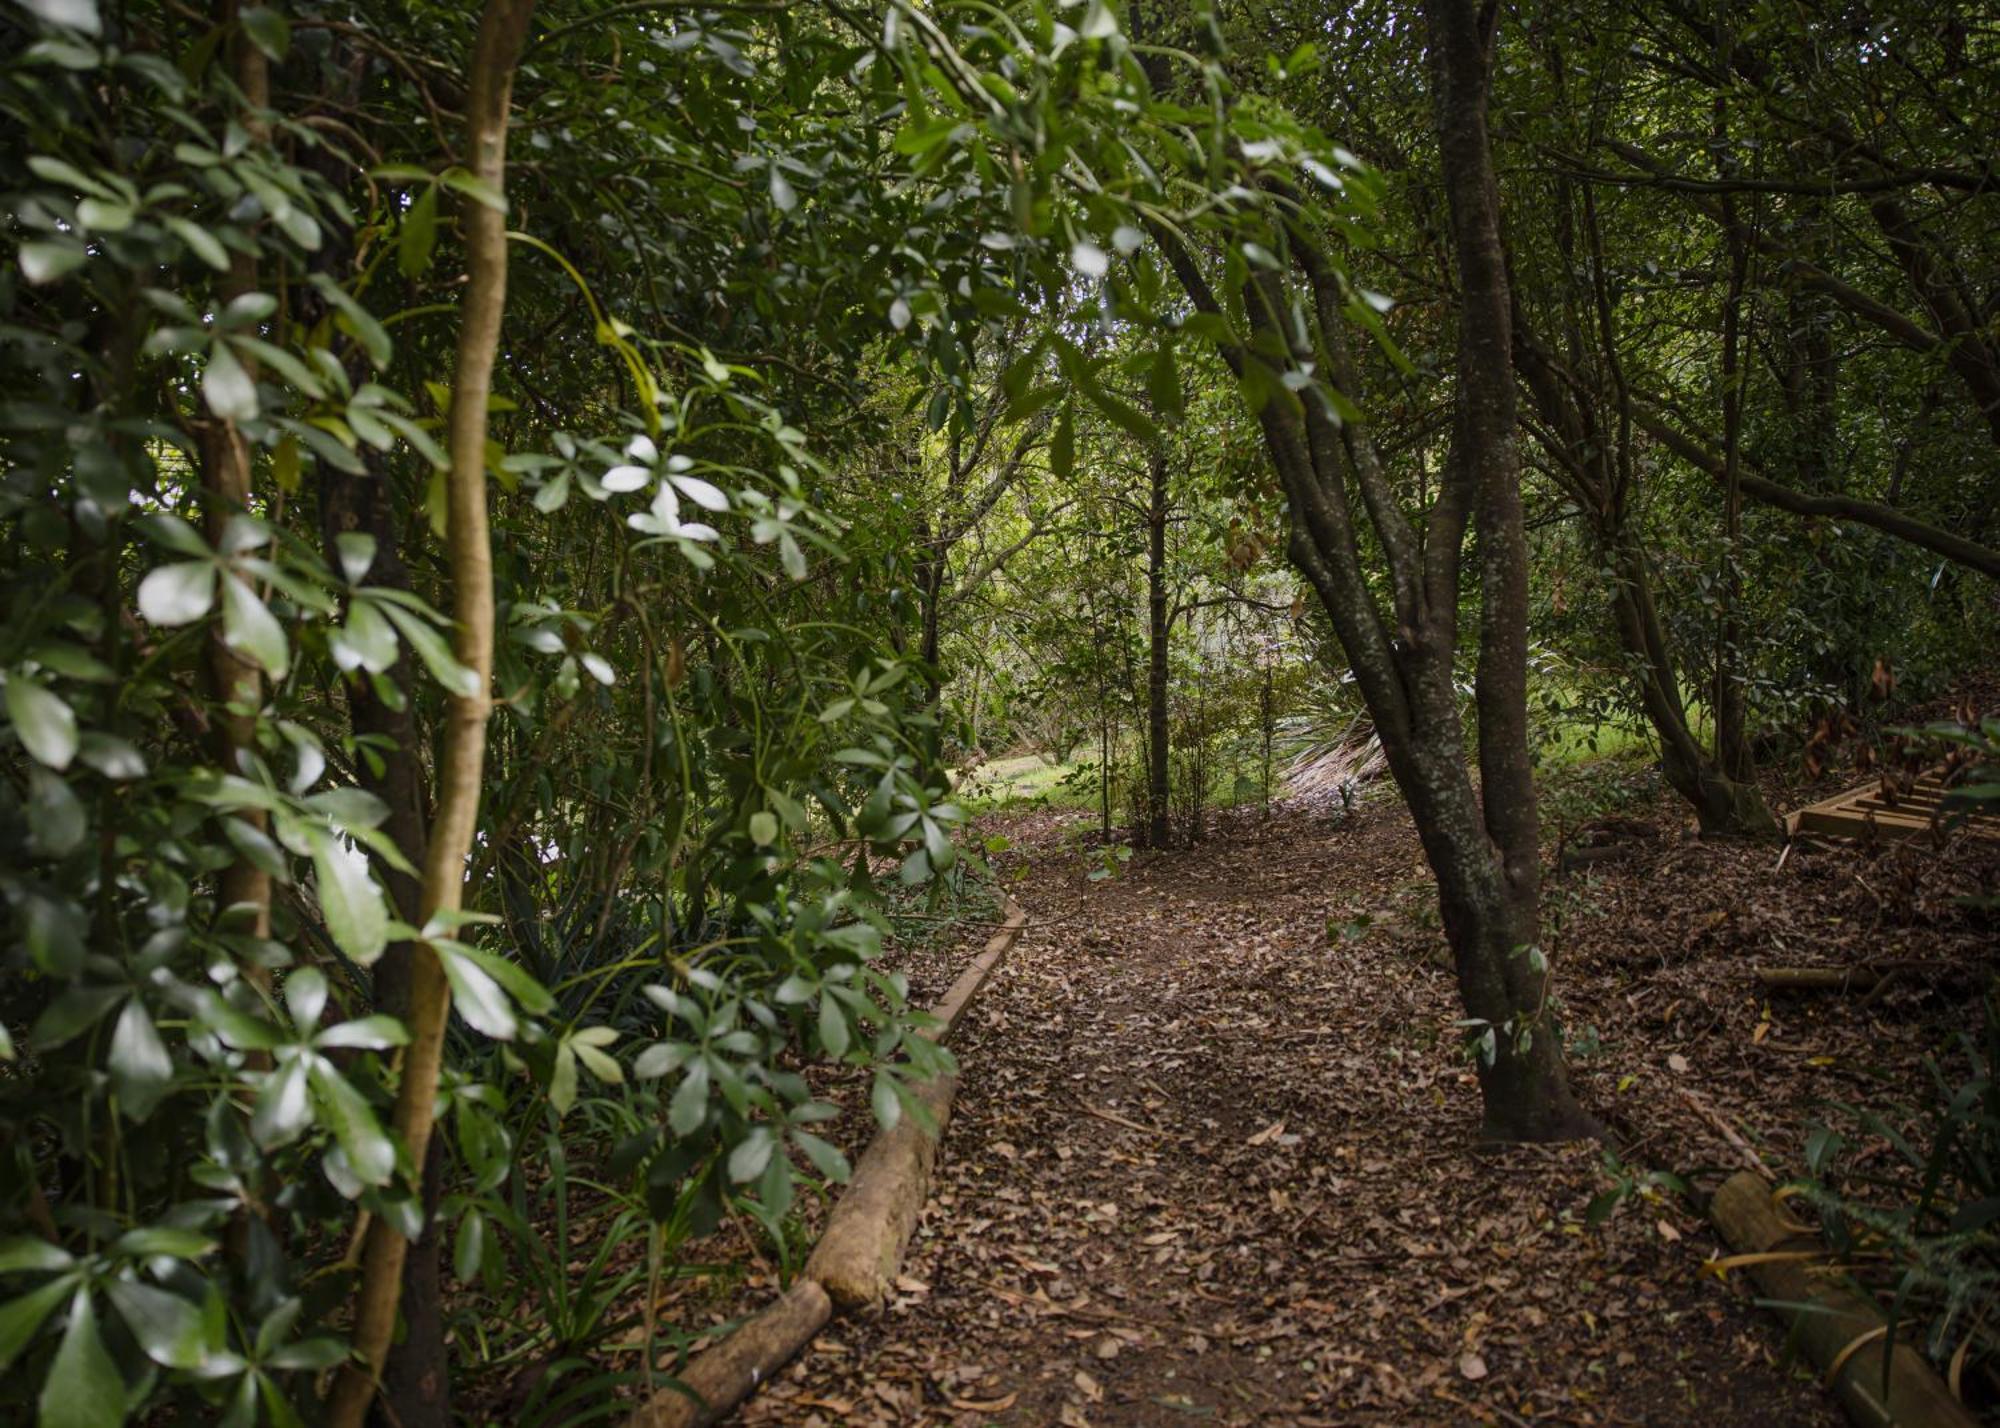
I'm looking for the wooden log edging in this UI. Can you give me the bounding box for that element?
[622,1280,832,1428]
[1707,1171,1978,1428]
[620,898,1029,1428]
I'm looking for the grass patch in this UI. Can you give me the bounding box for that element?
[956,752,1100,811]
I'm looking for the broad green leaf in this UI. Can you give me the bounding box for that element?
[667,1059,710,1136]
[0,1276,76,1374]
[439,166,507,213]
[1148,342,1183,423]
[27,764,87,856]
[5,676,77,770]
[162,216,229,272]
[0,1239,74,1275]
[202,339,258,422]
[379,603,478,696]
[41,1289,125,1428]
[250,1056,310,1149]
[632,1040,693,1078]
[442,942,552,1015]
[76,197,132,233]
[30,985,121,1048]
[331,599,398,674]
[333,532,377,584]
[727,1126,775,1183]
[20,0,101,35]
[106,1279,206,1370]
[20,241,86,285]
[548,1044,578,1115]
[314,1015,407,1052]
[398,183,438,280]
[107,998,173,1120]
[1051,403,1074,481]
[792,1130,850,1183]
[285,967,329,1034]
[308,831,387,966]
[309,1061,394,1187]
[219,573,288,678]
[240,6,289,59]
[77,733,146,781]
[870,1072,901,1131]
[108,1228,214,1260]
[136,560,215,626]
[571,1034,621,1086]
[453,1208,486,1285]
[817,995,849,1059]
[435,944,516,1040]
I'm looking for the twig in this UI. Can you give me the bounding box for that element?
[1678,1087,1776,1180]
[1071,1099,1163,1137]
[986,1281,1183,1332]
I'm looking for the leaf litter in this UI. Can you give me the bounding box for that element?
[656,763,1996,1426]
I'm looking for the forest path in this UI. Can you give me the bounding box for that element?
[739,800,1839,1427]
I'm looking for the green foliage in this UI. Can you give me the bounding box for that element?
[0,2,1080,1421]
[1798,997,2000,1388]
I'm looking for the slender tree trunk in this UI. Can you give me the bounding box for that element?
[1510,315,1779,838]
[1146,448,1170,849]
[202,1,271,948]
[1713,103,1755,783]
[326,2,536,1422]
[1153,0,1594,1140]
[916,520,944,694]
[1607,539,1776,836]
[318,460,450,1428]
[1426,0,1593,1140]
[1260,660,1273,816]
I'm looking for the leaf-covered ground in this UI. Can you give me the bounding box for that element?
[663,775,1995,1427]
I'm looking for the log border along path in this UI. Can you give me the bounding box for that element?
[623,897,1029,1428]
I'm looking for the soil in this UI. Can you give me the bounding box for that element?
[651,771,1997,1427]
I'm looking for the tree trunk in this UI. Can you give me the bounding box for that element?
[326,1,536,1421]
[202,0,271,950]
[1146,447,1170,849]
[318,460,450,1428]
[1606,540,1778,836]
[1153,0,1595,1141]
[1508,186,1780,839]
[1424,0,1593,1140]
[1712,99,1755,784]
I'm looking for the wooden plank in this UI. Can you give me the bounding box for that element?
[1787,765,1996,842]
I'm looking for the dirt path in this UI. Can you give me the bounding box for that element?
[732,797,1873,1427]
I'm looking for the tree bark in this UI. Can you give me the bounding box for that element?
[202,0,271,948]
[1150,0,1593,1139]
[1145,446,1170,849]
[318,459,449,1428]
[326,1,536,1422]
[1711,83,1754,784]
[1427,0,1591,1139]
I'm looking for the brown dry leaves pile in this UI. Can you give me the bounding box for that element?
[696,773,1994,1427]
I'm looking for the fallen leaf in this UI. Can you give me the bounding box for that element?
[950,1391,1019,1413]
[1247,1120,1286,1146]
